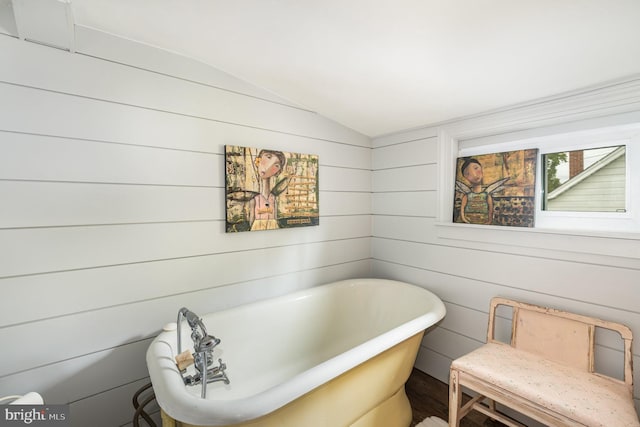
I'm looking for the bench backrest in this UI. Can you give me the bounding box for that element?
[487,297,634,391]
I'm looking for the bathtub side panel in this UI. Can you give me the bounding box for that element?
[167,332,424,427]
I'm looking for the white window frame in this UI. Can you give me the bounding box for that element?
[433,77,640,263]
[456,122,640,233]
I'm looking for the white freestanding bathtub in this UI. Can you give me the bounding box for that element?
[146,278,446,427]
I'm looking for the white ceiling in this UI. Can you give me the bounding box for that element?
[69,0,640,137]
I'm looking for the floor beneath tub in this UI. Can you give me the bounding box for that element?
[406,369,507,427]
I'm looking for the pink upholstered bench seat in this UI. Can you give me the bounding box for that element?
[451,342,640,427]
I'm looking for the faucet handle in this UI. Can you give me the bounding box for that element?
[207,359,230,385]
[216,369,230,385]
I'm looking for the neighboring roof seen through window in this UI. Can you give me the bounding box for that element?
[543,145,626,212]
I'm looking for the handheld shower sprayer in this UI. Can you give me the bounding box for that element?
[177,308,211,355]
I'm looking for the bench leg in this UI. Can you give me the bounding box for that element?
[449,368,462,427]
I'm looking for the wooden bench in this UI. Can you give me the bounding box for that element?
[449,297,639,427]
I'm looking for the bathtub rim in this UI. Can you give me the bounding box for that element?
[146,278,446,426]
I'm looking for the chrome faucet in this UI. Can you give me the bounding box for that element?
[176,307,230,398]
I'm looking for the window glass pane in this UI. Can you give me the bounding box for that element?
[543,145,626,212]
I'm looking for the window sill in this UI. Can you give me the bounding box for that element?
[435,222,640,267]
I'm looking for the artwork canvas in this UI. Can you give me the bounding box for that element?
[453,149,538,227]
[225,145,319,232]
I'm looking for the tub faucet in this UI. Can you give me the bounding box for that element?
[176,307,230,398]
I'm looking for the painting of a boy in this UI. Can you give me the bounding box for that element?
[453,149,537,227]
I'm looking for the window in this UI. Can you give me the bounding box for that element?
[457,122,640,233]
[543,145,626,213]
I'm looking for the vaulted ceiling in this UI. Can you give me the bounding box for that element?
[13,1,640,137]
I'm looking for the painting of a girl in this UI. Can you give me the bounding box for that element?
[249,149,286,231]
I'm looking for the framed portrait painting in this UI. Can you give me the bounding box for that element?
[453,149,538,227]
[225,145,319,232]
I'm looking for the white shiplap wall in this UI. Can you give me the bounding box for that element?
[0,30,372,427]
[372,77,640,416]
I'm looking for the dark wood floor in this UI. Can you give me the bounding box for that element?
[405,368,506,427]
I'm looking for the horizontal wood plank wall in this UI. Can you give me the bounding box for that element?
[0,31,372,427]
[371,80,640,416]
